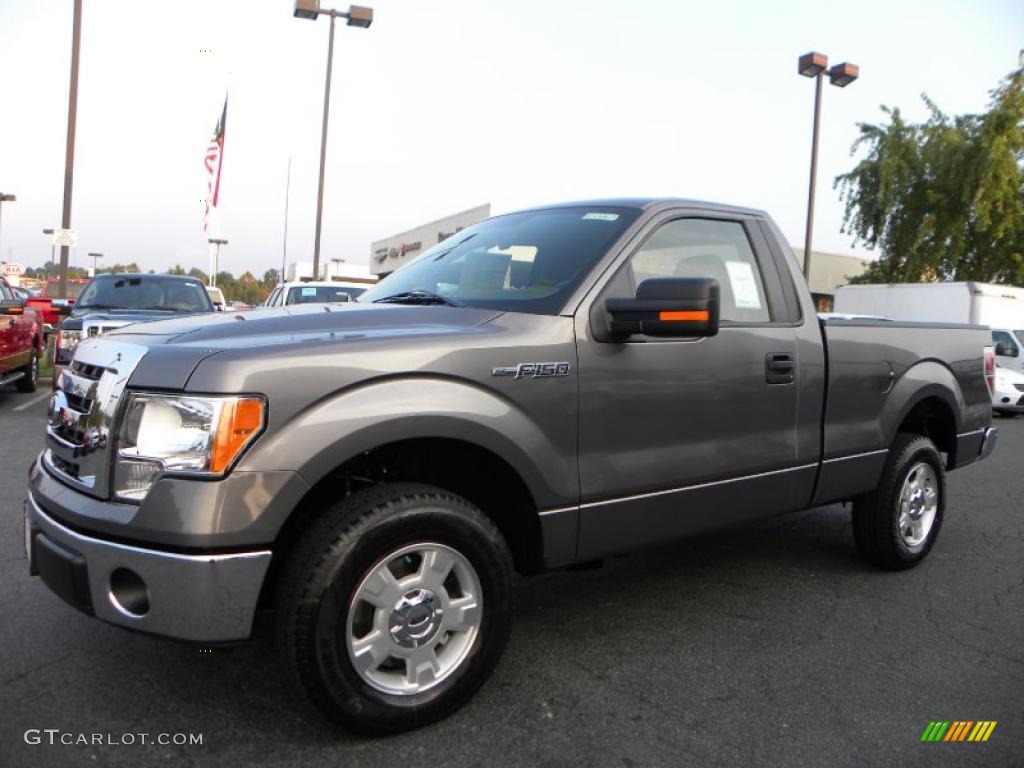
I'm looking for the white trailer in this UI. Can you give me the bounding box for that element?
[834,282,1024,374]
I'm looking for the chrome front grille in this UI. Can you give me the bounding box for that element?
[44,338,148,498]
[84,320,130,339]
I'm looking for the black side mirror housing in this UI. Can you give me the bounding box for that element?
[1,299,26,315]
[604,277,720,339]
[994,341,1017,358]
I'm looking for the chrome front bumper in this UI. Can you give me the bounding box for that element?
[25,493,271,642]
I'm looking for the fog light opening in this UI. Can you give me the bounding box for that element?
[109,568,150,617]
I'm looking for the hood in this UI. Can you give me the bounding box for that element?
[62,308,210,329]
[103,302,503,349]
[105,302,505,393]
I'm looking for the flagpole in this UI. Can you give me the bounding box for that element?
[282,156,291,283]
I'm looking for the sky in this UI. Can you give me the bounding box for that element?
[0,0,1022,279]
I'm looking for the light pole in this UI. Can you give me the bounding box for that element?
[88,251,103,276]
[208,238,228,286]
[58,0,84,300]
[293,1,373,281]
[42,229,56,274]
[0,193,15,257]
[798,52,859,283]
[330,256,345,281]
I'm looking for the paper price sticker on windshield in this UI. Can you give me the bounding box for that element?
[725,260,762,309]
[582,213,620,221]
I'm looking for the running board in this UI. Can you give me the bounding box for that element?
[0,371,26,387]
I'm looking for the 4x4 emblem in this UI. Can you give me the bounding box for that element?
[492,362,571,379]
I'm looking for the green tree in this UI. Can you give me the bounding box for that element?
[836,67,1024,284]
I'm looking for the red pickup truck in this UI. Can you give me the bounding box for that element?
[0,277,42,392]
[26,277,89,333]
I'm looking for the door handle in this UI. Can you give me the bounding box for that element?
[765,353,795,384]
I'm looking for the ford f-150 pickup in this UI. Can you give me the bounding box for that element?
[24,199,998,733]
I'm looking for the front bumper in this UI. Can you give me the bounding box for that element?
[25,492,271,642]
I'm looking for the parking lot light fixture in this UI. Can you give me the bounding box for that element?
[292,1,374,283]
[828,62,860,88]
[798,52,828,78]
[798,51,860,283]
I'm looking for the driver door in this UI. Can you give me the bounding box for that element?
[574,211,809,559]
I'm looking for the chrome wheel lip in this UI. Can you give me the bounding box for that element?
[346,541,483,697]
[897,461,939,548]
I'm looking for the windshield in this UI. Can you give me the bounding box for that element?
[285,285,361,304]
[358,206,641,314]
[43,281,85,299]
[76,276,213,312]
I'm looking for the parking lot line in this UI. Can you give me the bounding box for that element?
[12,392,50,412]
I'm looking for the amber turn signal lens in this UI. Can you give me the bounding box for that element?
[659,310,709,322]
[210,397,264,473]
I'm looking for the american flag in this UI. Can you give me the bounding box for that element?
[203,96,227,231]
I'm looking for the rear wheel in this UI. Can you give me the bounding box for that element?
[275,482,514,734]
[852,433,945,570]
[15,346,38,393]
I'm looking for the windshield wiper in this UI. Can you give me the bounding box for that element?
[372,290,463,307]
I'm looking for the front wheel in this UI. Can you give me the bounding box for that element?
[852,433,945,570]
[275,483,514,734]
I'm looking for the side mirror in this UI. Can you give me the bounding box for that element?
[604,277,720,339]
[994,341,1017,358]
[1,299,25,315]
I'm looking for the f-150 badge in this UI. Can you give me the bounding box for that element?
[492,362,571,379]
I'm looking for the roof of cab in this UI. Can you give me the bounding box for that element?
[512,197,768,218]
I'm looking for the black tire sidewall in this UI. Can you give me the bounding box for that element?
[292,491,512,732]
[16,347,38,393]
[884,437,945,563]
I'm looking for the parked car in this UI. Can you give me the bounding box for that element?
[0,276,43,392]
[991,365,1024,415]
[25,277,90,333]
[26,198,997,734]
[53,273,215,377]
[262,280,362,307]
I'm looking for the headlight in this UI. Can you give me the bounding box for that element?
[114,393,265,501]
[57,329,82,363]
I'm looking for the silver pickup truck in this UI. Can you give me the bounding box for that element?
[24,198,997,733]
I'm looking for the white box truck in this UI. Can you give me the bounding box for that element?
[834,282,1024,376]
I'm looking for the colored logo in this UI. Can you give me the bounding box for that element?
[921,721,997,742]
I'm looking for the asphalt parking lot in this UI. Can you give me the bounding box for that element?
[0,386,1021,767]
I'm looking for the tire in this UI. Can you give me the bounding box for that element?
[852,433,945,570]
[15,346,38,393]
[275,482,514,734]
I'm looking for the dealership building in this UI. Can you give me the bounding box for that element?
[368,204,870,306]
[370,204,490,277]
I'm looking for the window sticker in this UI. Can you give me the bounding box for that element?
[582,212,620,221]
[301,287,317,297]
[725,260,762,309]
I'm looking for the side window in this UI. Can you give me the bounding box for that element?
[0,281,12,301]
[993,330,1020,357]
[627,218,771,323]
[266,288,281,307]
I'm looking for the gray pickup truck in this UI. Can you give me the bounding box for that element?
[25,199,997,733]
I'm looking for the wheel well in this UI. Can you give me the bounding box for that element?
[259,438,543,607]
[897,397,956,463]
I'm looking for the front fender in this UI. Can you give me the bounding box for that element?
[238,375,576,509]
